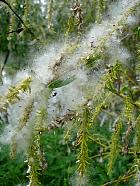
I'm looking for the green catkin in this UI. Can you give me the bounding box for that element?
[19,99,34,130]
[77,107,90,177]
[124,98,134,122]
[23,0,30,24]
[122,99,134,153]
[107,119,122,176]
[65,16,75,37]
[27,138,42,186]
[26,108,47,186]
[96,0,106,23]
[47,0,54,31]
[6,77,32,103]
[0,77,32,112]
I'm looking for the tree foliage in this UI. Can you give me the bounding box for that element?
[0,0,140,186]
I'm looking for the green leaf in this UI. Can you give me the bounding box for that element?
[48,76,75,90]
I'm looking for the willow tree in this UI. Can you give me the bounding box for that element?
[0,0,140,186]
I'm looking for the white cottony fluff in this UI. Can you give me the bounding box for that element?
[108,0,140,20]
[0,0,140,153]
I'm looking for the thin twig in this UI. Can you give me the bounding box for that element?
[102,170,136,186]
